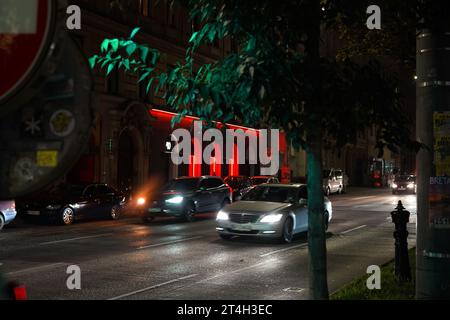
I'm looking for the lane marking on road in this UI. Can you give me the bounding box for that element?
[7,262,67,276]
[39,233,113,245]
[137,236,202,250]
[196,261,270,284]
[108,274,198,300]
[349,196,377,200]
[259,243,308,258]
[340,225,367,235]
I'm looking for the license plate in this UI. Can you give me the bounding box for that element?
[149,208,161,213]
[232,223,252,231]
[27,210,40,216]
[398,187,406,190]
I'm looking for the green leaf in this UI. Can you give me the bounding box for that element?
[246,37,256,52]
[107,62,115,76]
[123,59,130,70]
[146,78,154,94]
[140,46,150,62]
[110,39,119,52]
[151,51,159,66]
[88,55,98,69]
[189,31,199,43]
[208,27,216,42]
[101,58,110,69]
[101,39,110,52]
[129,27,141,39]
[126,43,137,56]
[138,71,150,83]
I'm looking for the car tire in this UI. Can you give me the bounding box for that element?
[0,214,5,231]
[325,187,331,196]
[182,203,195,222]
[280,217,294,243]
[219,234,233,240]
[61,207,74,225]
[110,205,121,220]
[324,211,329,231]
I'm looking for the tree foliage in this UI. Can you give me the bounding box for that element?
[91,0,417,156]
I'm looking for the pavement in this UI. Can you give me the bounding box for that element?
[0,187,417,300]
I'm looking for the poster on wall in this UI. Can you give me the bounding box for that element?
[430,112,450,229]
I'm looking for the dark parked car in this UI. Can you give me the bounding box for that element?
[224,176,253,202]
[250,176,279,186]
[18,183,126,225]
[139,176,232,222]
[392,175,416,194]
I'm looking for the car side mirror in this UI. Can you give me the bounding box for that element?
[299,198,308,206]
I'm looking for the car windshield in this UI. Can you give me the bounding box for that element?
[242,186,298,203]
[225,177,246,189]
[251,177,268,185]
[395,175,415,182]
[66,185,86,197]
[323,170,331,178]
[164,178,199,191]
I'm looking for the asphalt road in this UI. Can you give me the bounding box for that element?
[0,187,417,300]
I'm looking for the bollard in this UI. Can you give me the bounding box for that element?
[390,200,412,282]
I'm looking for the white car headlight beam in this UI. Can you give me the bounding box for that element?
[260,213,283,223]
[165,196,184,204]
[216,210,229,221]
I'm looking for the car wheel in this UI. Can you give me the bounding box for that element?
[182,203,195,222]
[324,211,329,231]
[61,207,74,225]
[219,234,233,240]
[110,205,121,220]
[0,214,5,231]
[280,217,294,243]
[325,187,331,196]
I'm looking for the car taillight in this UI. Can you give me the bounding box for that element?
[13,285,27,300]
[7,282,27,300]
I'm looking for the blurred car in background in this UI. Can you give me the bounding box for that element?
[392,175,417,194]
[224,176,253,201]
[0,200,16,231]
[17,183,126,225]
[216,184,332,243]
[323,168,344,195]
[139,176,232,222]
[250,176,279,186]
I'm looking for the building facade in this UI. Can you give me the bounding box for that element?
[65,0,290,192]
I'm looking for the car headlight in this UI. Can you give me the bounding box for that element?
[392,183,398,189]
[216,210,229,221]
[46,204,62,210]
[136,197,146,206]
[165,196,184,204]
[407,183,414,189]
[260,213,283,223]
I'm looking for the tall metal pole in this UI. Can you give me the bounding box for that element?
[416,26,450,299]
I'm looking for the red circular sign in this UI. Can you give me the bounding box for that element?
[0,0,53,103]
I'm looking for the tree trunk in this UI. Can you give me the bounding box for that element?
[306,131,329,299]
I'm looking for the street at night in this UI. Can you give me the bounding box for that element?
[1,188,416,300]
[2,0,450,311]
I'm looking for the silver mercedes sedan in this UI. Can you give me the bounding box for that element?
[216,184,332,243]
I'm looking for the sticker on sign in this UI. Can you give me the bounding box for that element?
[0,1,38,34]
